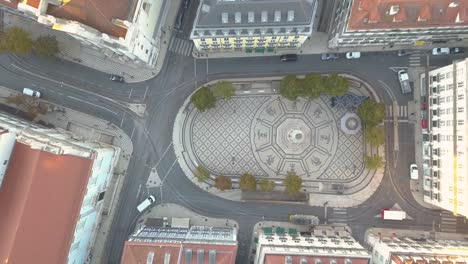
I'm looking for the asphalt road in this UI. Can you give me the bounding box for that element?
[0,8,467,263]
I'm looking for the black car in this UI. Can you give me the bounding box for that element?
[280,54,298,62]
[110,74,124,83]
[450,47,464,54]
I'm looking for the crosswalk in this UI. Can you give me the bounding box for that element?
[440,211,457,233]
[168,36,193,56]
[329,208,348,223]
[386,104,408,118]
[409,51,423,67]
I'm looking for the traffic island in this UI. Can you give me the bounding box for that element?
[173,75,385,207]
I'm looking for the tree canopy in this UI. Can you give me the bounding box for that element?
[365,126,385,147]
[0,27,32,55]
[358,99,385,127]
[303,73,324,99]
[240,173,256,192]
[195,166,210,182]
[215,175,232,191]
[283,171,302,195]
[280,75,303,100]
[364,155,384,169]
[258,179,276,192]
[324,73,349,97]
[214,81,235,100]
[191,86,216,112]
[34,35,59,58]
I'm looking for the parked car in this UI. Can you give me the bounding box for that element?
[22,87,41,98]
[110,74,124,83]
[410,164,419,180]
[450,47,464,54]
[397,50,415,56]
[280,54,298,62]
[346,52,361,59]
[137,195,156,212]
[321,53,339,61]
[432,47,450,55]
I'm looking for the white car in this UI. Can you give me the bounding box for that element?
[22,87,41,98]
[346,52,361,59]
[136,195,156,212]
[432,47,450,55]
[410,164,419,180]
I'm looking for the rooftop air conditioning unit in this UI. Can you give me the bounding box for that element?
[449,1,460,8]
[389,5,400,16]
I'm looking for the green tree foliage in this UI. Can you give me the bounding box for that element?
[258,179,276,192]
[195,166,210,182]
[191,86,216,112]
[283,171,302,195]
[215,175,232,191]
[0,27,32,55]
[364,155,384,169]
[303,73,324,99]
[365,126,385,147]
[34,35,59,58]
[358,99,385,128]
[324,73,349,97]
[240,173,256,192]
[214,81,235,100]
[280,75,303,100]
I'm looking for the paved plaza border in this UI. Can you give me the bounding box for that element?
[173,75,385,207]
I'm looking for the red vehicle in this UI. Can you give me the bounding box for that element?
[422,103,427,110]
[421,119,428,129]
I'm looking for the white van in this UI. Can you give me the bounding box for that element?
[137,195,155,212]
[23,88,41,98]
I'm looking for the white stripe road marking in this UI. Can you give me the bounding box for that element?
[67,96,118,115]
[174,38,182,52]
[387,105,393,117]
[181,41,189,55]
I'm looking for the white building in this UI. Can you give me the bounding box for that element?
[366,232,468,264]
[0,112,120,264]
[254,226,371,264]
[423,58,468,217]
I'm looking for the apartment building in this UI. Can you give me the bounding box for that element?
[121,224,238,264]
[190,0,318,54]
[254,226,371,264]
[366,231,468,264]
[329,0,468,48]
[0,112,120,264]
[422,58,468,217]
[0,0,168,67]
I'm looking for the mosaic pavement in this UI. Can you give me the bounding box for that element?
[188,94,366,182]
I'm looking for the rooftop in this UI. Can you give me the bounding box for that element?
[0,0,19,8]
[347,0,468,31]
[194,0,316,29]
[263,256,371,264]
[0,142,93,264]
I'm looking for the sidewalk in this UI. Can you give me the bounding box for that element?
[1,0,180,82]
[0,86,134,264]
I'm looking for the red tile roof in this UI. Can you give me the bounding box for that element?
[0,142,93,264]
[263,255,370,264]
[46,0,130,38]
[121,241,238,264]
[0,0,18,8]
[348,0,468,30]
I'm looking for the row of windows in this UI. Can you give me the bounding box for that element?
[199,35,300,42]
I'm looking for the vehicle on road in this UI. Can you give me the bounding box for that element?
[450,47,464,54]
[137,195,156,212]
[346,52,361,59]
[289,214,319,225]
[381,209,406,220]
[410,164,419,180]
[397,50,415,56]
[280,54,298,62]
[432,47,450,55]
[22,87,41,98]
[110,74,125,83]
[397,70,412,94]
[321,53,339,61]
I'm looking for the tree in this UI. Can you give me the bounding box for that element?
[365,126,385,147]
[283,171,302,195]
[214,81,235,100]
[324,73,349,97]
[215,175,232,191]
[6,94,40,120]
[364,155,384,169]
[0,27,32,55]
[240,173,256,192]
[280,75,303,100]
[258,179,276,192]
[303,73,324,99]
[34,35,59,58]
[358,99,385,128]
[191,86,216,112]
[195,166,210,182]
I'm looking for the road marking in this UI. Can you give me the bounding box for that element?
[136,183,142,199]
[378,80,397,102]
[161,159,178,183]
[67,96,118,115]
[154,142,174,168]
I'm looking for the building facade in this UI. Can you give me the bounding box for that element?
[329,0,468,48]
[254,226,371,264]
[190,0,318,54]
[121,225,238,264]
[0,0,167,67]
[422,58,468,217]
[366,232,468,264]
[0,112,120,264]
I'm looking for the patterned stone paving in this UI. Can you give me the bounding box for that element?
[188,94,365,182]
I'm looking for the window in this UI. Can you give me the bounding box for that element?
[458,120,464,125]
[224,37,229,41]
[447,84,454,90]
[212,38,217,41]
[439,97,445,103]
[200,38,205,41]
[446,96,452,102]
[458,81,464,88]
[439,85,446,92]
[458,135,463,141]
[458,107,464,113]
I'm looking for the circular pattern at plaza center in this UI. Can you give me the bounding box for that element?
[251,97,338,178]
